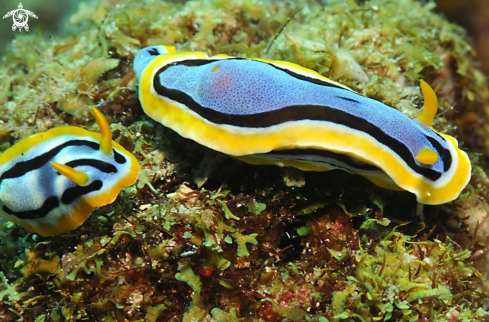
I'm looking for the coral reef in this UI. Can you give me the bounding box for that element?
[0,0,488,321]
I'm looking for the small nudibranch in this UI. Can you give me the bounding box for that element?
[0,107,140,236]
[134,45,471,205]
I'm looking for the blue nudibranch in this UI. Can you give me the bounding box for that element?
[0,108,140,236]
[134,45,471,205]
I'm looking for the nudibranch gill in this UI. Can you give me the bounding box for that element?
[0,107,140,236]
[134,45,471,205]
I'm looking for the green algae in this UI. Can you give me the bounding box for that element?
[231,230,259,257]
[0,0,488,320]
[19,249,60,277]
[212,307,244,322]
[175,263,206,322]
[332,233,486,321]
[145,304,168,322]
[219,199,240,220]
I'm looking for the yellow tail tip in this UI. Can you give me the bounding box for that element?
[417,80,438,127]
[50,162,89,186]
[91,107,113,156]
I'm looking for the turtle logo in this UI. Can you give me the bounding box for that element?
[2,3,38,32]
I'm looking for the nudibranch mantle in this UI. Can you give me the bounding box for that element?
[135,45,471,205]
[0,108,140,236]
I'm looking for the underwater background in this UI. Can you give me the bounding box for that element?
[1,0,489,321]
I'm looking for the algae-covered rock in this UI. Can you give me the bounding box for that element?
[0,0,488,321]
